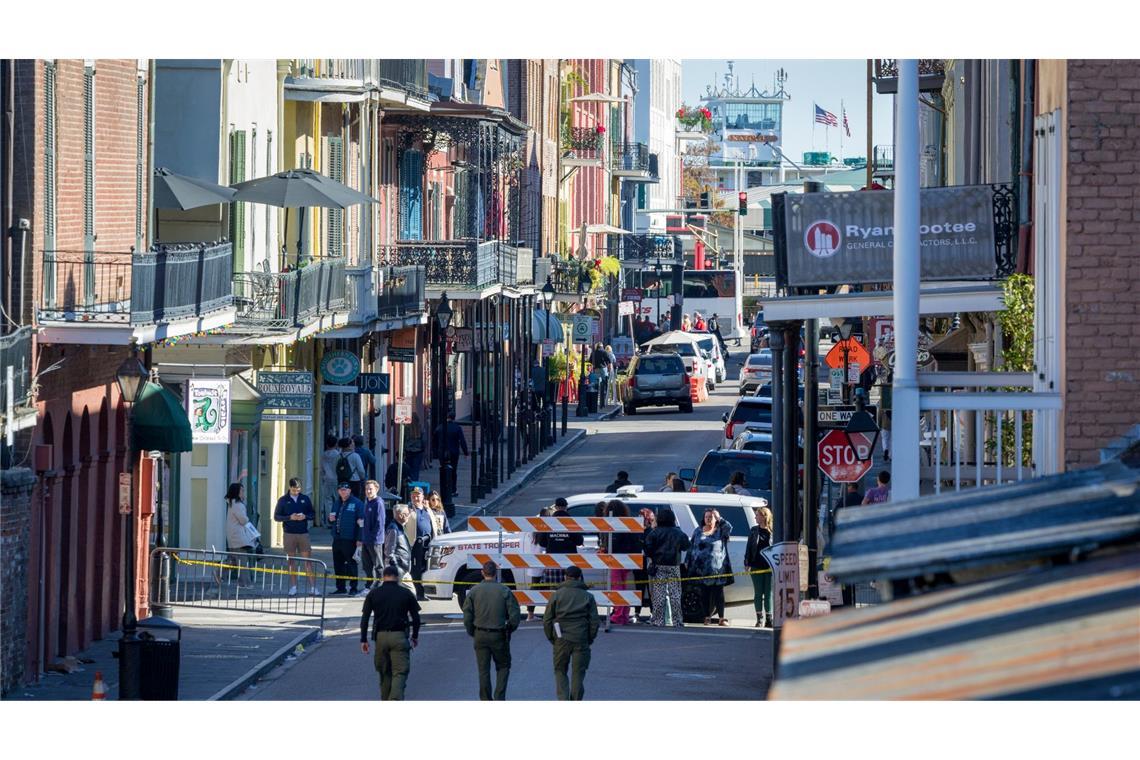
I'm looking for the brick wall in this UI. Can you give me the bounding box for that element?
[1,468,35,696]
[1064,60,1140,467]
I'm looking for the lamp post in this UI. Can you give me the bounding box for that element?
[434,293,454,515]
[541,277,555,446]
[114,345,149,699]
[575,273,591,418]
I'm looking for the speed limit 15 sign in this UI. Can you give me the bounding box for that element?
[761,541,801,629]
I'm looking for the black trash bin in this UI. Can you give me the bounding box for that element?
[118,616,181,700]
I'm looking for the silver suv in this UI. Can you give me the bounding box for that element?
[621,352,694,415]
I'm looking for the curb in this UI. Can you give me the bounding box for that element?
[207,626,322,701]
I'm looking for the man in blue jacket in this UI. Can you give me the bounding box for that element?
[359,480,387,595]
[273,477,316,596]
[328,482,364,595]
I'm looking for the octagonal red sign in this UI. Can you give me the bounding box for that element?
[817,429,873,483]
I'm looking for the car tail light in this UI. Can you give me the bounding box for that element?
[690,485,698,492]
[725,421,736,440]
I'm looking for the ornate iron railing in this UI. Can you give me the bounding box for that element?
[605,233,683,265]
[611,141,651,173]
[40,249,132,322]
[381,240,501,289]
[130,242,234,324]
[377,59,429,99]
[563,127,605,160]
[0,326,34,426]
[233,257,346,332]
[290,59,429,100]
[377,265,426,319]
[873,60,946,93]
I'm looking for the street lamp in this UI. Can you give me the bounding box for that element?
[434,293,455,515]
[541,277,555,445]
[575,272,591,417]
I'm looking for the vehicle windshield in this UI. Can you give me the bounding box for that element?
[738,438,772,452]
[746,354,772,367]
[732,402,772,424]
[695,455,772,492]
[652,343,696,357]
[637,356,684,374]
[695,337,716,354]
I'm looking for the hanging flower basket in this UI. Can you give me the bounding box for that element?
[676,105,713,132]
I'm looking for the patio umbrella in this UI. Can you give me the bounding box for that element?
[231,169,376,262]
[153,167,238,210]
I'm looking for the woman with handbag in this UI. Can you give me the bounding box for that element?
[686,508,734,626]
[225,482,257,587]
[642,508,690,627]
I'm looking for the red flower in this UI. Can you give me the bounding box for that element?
[676,107,686,118]
[595,124,606,134]
[700,108,711,119]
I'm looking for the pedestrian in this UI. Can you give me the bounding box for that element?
[642,507,690,627]
[319,434,341,525]
[591,342,612,406]
[273,477,316,596]
[659,472,678,492]
[384,455,408,498]
[721,470,752,496]
[359,565,421,701]
[384,504,414,588]
[603,500,638,625]
[434,412,469,498]
[604,344,618,404]
[407,487,435,601]
[693,311,706,332]
[879,382,892,462]
[681,313,691,332]
[360,480,386,594]
[224,482,256,587]
[352,434,376,481]
[744,505,774,628]
[462,560,521,700]
[404,412,426,481]
[862,470,892,505]
[686,508,734,626]
[536,502,583,589]
[328,483,364,595]
[603,470,633,493]
[542,565,600,700]
[426,491,451,536]
[671,477,689,493]
[708,313,726,353]
[526,504,558,621]
[336,437,367,500]
[631,508,656,623]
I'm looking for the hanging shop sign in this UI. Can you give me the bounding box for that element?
[187,379,231,444]
[776,184,1009,288]
[320,350,361,386]
[448,327,474,353]
[258,371,313,411]
[357,373,390,395]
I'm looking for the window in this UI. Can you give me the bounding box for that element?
[746,354,772,367]
[694,455,772,496]
[649,343,695,358]
[732,401,773,424]
[636,356,684,375]
[723,102,781,132]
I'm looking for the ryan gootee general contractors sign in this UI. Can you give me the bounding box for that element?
[779,184,1000,288]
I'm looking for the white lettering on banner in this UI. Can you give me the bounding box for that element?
[845,221,978,239]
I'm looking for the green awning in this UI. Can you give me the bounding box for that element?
[132,382,193,453]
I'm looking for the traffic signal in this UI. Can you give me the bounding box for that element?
[700,190,710,210]
[738,191,748,216]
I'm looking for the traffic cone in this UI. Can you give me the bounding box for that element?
[91,671,107,701]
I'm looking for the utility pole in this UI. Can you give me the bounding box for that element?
[892,60,921,502]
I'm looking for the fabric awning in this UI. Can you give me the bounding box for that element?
[131,382,193,453]
[531,309,565,343]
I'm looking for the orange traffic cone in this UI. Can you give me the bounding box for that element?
[91,671,107,700]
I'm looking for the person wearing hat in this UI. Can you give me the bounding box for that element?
[462,560,521,700]
[543,565,600,700]
[328,482,364,595]
[360,565,421,700]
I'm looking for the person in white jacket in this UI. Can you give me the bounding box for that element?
[225,482,255,586]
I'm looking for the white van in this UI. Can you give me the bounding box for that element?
[422,487,763,609]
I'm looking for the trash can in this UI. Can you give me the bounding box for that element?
[117,616,181,700]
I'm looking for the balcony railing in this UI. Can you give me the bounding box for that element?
[603,233,683,266]
[377,59,429,100]
[874,59,947,94]
[377,265,426,319]
[233,257,346,332]
[563,127,605,161]
[40,250,132,322]
[0,326,34,429]
[873,144,894,173]
[290,59,429,99]
[381,240,496,289]
[610,141,651,174]
[130,242,234,324]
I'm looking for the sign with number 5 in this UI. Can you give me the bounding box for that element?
[761,541,802,628]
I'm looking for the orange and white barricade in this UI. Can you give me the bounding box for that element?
[467,515,644,533]
[472,552,643,571]
[513,589,642,607]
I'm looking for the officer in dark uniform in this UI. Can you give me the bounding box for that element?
[360,565,421,700]
[543,565,600,700]
[462,560,521,700]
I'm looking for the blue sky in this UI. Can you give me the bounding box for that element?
[682,59,895,164]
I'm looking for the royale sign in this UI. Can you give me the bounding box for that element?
[779,184,1001,288]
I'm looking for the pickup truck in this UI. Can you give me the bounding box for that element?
[422,488,764,617]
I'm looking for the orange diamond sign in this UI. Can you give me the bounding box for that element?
[825,338,871,372]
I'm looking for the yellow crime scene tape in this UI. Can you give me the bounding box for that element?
[171,552,770,589]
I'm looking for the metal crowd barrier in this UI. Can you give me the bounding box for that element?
[150,547,328,634]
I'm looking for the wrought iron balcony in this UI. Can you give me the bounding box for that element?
[381,240,499,289]
[39,242,235,326]
[610,141,652,177]
[0,326,36,435]
[289,59,429,100]
[563,127,605,162]
[874,59,947,94]
[233,257,346,332]
[377,265,426,320]
[873,144,894,174]
[604,233,683,266]
[377,59,429,100]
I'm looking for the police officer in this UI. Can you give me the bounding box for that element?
[542,565,600,700]
[360,565,421,700]
[462,560,521,700]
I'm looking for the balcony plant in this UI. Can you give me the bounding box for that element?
[676,104,713,132]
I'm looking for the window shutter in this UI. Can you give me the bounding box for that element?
[327,136,344,256]
[44,62,57,309]
[398,149,423,240]
[229,130,247,269]
[136,73,145,251]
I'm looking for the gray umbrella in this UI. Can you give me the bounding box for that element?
[153,167,238,210]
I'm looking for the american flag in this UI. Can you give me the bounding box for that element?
[814,104,838,127]
[842,106,851,137]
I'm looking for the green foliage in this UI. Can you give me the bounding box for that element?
[988,273,1035,466]
[548,350,569,382]
[598,255,621,279]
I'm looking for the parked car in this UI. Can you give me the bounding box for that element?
[642,331,710,389]
[721,396,774,449]
[619,352,693,415]
[740,351,773,395]
[730,429,773,453]
[422,487,764,612]
[692,332,727,385]
[681,449,774,499]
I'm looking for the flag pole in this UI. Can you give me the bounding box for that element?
[812,103,816,150]
[840,100,844,160]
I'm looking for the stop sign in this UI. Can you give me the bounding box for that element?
[817,429,873,483]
